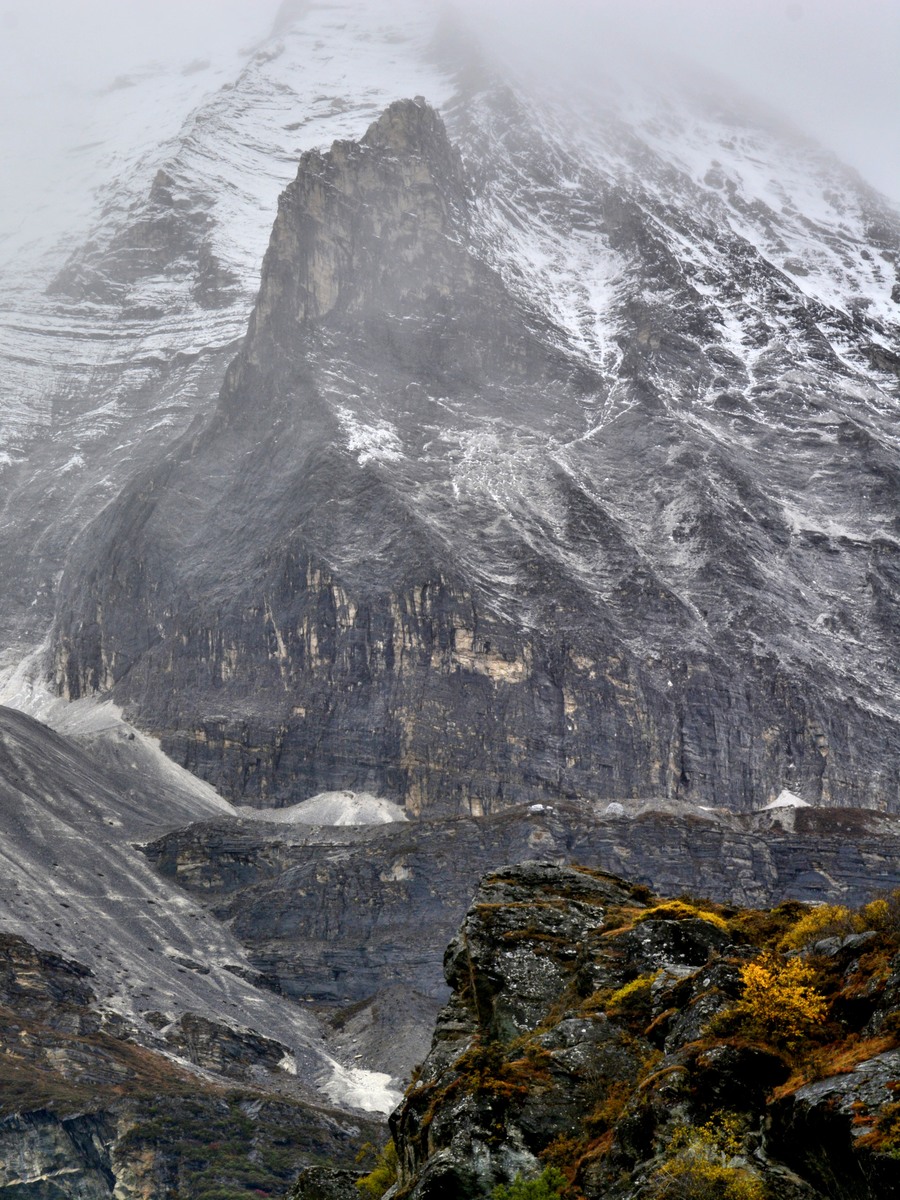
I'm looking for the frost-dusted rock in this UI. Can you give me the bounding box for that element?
[393,864,654,1197]
[442,862,637,1037]
[618,915,732,971]
[812,929,879,958]
[865,952,900,1035]
[658,961,743,1051]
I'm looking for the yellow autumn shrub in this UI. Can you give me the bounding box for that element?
[356,1139,398,1198]
[860,898,891,930]
[733,953,828,1050]
[778,905,854,951]
[607,971,660,1013]
[859,891,900,936]
[635,901,729,932]
[647,1115,766,1199]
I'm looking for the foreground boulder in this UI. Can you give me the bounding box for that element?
[368,863,900,1199]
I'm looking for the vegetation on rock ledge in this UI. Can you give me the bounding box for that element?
[383,864,900,1200]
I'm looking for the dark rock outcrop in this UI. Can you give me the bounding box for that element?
[0,703,344,1097]
[769,1050,900,1199]
[0,929,378,1197]
[387,862,900,1199]
[291,1166,363,1200]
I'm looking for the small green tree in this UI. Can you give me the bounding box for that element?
[356,1139,398,1198]
[493,1166,568,1200]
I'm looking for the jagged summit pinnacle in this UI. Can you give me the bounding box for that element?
[244,96,471,350]
[362,96,447,150]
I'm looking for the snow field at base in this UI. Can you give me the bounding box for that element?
[0,649,234,825]
[0,761,327,1089]
[318,1059,402,1116]
[235,791,409,826]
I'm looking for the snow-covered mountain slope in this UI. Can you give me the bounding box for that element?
[452,72,900,685]
[0,0,455,654]
[3,0,900,818]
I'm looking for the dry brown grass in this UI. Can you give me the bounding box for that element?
[771,1033,899,1100]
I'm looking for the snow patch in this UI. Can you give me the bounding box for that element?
[318,1060,401,1115]
[763,789,811,810]
[337,406,404,466]
[235,790,408,826]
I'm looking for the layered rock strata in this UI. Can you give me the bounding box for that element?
[145,800,900,1012]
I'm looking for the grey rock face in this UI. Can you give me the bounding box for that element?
[0,933,95,1026]
[144,800,900,1010]
[0,3,454,664]
[49,84,900,816]
[0,1111,117,1199]
[161,1011,291,1076]
[323,986,442,1083]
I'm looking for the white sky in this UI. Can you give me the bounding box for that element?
[0,1,278,165]
[0,0,897,253]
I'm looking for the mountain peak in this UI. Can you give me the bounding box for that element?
[361,96,446,153]
[245,97,469,350]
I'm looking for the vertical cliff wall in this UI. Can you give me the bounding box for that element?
[51,96,900,814]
